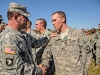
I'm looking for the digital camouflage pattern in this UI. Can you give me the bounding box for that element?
[41,28,92,75]
[35,29,52,65]
[94,30,100,65]
[0,26,48,75]
[83,35,92,75]
[35,29,53,75]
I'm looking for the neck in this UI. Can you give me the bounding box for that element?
[39,28,45,34]
[26,28,31,33]
[8,20,20,31]
[61,24,68,33]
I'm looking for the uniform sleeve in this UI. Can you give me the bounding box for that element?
[79,32,93,70]
[41,44,52,68]
[79,32,93,53]
[93,32,98,44]
[1,36,35,74]
[31,36,50,48]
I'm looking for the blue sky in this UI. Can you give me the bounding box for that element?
[0,0,100,30]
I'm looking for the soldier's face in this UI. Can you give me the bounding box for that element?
[17,15,28,29]
[35,20,42,31]
[52,14,63,30]
[91,29,95,33]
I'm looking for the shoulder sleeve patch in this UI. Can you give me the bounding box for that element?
[4,46,16,54]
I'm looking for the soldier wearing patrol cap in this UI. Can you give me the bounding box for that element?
[0,2,50,75]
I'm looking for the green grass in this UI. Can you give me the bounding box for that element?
[88,59,100,75]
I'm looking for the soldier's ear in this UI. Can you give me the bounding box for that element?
[14,15,18,20]
[62,18,65,23]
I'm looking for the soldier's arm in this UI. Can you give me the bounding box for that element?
[41,44,52,69]
[79,32,93,65]
[1,36,35,74]
[31,36,50,48]
[79,32,93,53]
[93,32,98,44]
[31,32,57,48]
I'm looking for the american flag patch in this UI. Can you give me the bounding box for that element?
[4,47,16,54]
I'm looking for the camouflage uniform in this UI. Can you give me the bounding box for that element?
[41,28,92,75]
[35,29,52,65]
[35,29,55,75]
[26,29,38,39]
[94,30,100,65]
[90,33,96,65]
[26,29,38,64]
[83,35,92,75]
[0,26,49,75]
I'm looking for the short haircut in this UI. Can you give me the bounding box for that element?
[91,28,96,32]
[36,18,47,28]
[81,28,85,30]
[52,11,66,23]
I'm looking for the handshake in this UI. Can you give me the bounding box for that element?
[34,64,47,75]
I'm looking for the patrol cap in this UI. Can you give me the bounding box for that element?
[0,15,3,20]
[0,22,7,26]
[8,2,31,17]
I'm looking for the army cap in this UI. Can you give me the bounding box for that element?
[0,15,3,20]
[8,2,31,17]
[0,22,7,26]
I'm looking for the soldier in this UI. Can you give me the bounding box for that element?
[81,28,85,33]
[35,18,55,75]
[0,2,50,75]
[39,11,92,75]
[84,29,92,75]
[94,24,100,66]
[90,28,96,65]
[0,15,3,24]
[0,22,6,33]
[35,18,52,65]
[25,20,37,38]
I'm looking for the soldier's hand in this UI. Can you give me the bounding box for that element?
[50,32,57,38]
[38,64,47,75]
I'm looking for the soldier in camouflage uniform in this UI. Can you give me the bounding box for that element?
[81,28,85,33]
[84,29,92,75]
[35,18,55,75]
[0,2,50,75]
[90,28,96,65]
[25,20,37,38]
[94,24,100,65]
[35,18,52,65]
[39,11,92,75]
